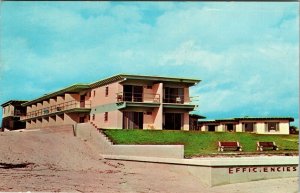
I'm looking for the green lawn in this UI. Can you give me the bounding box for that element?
[103,129,299,157]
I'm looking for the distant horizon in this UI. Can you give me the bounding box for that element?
[1,2,299,127]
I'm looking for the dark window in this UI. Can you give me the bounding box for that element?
[123,85,143,102]
[267,122,278,132]
[226,124,235,132]
[164,113,183,130]
[244,123,255,132]
[104,112,108,122]
[105,87,109,97]
[147,85,152,89]
[93,90,96,97]
[123,112,143,129]
[208,125,216,132]
[79,117,85,123]
[163,87,184,103]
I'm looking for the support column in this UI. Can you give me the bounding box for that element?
[153,82,163,130]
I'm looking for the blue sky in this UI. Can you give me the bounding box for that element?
[0,2,299,127]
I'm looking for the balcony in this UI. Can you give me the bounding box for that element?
[163,95,187,104]
[116,92,160,103]
[21,100,91,120]
[5,110,26,117]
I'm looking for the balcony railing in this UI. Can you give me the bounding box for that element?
[116,92,160,103]
[21,100,91,120]
[163,95,186,104]
[4,110,26,117]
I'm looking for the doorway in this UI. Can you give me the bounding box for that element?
[164,113,183,130]
[80,95,85,108]
[208,125,216,132]
[226,124,234,132]
[244,123,255,132]
[123,112,143,129]
[123,85,143,102]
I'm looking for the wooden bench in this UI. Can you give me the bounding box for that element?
[218,141,242,152]
[257,141,279,151]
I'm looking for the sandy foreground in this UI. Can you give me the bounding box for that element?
[0,129,298,193]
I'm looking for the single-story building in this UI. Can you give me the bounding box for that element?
[198,117,294,135]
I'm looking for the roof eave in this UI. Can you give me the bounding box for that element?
[22,84,90,106]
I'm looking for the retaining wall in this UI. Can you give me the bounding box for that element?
[103,154,299,186]
[75,123,184,159]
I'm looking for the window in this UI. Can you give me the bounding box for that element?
[105,87,109,97]
[243,122,255,132]
[163,87,184,103]
[93,90,96,97]
[147,85,152,89]
[267,122,279,132]
[92,114,95,121]
[104,112,108,122]
[79,116,85,123]
[123,112,143,129]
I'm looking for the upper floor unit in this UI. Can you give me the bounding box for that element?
[1,100,27,118]
[89,74,200,109]
[20,84,92,121]
[18,74,200,121]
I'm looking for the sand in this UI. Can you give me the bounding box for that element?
[0,129,298,193]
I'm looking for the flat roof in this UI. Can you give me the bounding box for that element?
[1,100,28,107]
[90,74,201,88]
[21,74,201,106]
[1,100,27,107]
[234,117,294,121]
[189,114,206,119]
[199,117,294,123]
[22,84,90,106]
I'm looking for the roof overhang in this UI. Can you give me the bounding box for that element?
[189,114,206,119]
[1,100,28,107]
[22,84,90,106]
[234,117,294,122]
[90,74,201,88]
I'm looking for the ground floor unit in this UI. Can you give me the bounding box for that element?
[1,116,26,131]
[24,107,192,131]
[197,117,294,135]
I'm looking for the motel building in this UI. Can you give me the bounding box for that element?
[1,74,295,134]
[12,74,200,130]
[198,117,294,135]
[1,100,27,131]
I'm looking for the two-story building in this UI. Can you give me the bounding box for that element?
[20,74,200,130]
[1,100,27,131]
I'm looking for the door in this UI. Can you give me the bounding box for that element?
[164,87,184,103]
[123,85,143,102]
[80,95,85,108]
[208,125,216,132]
[244,123,254,132]
[164,113,183,130]
[123,112,143,129]
[79,116,85,123]
[226,124,234,132]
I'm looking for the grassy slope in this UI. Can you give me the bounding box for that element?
[103,129,299,157]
